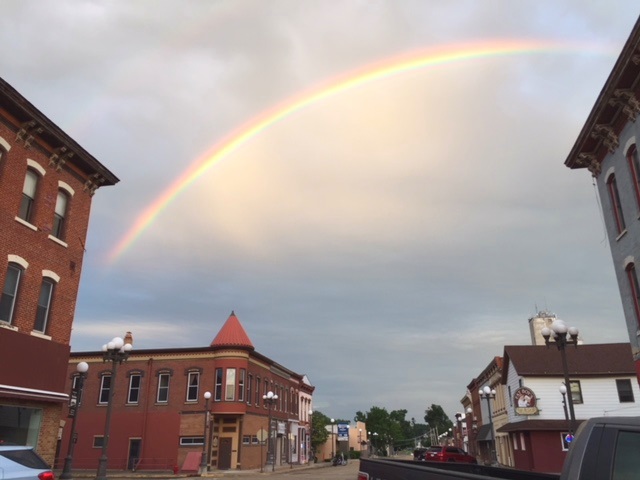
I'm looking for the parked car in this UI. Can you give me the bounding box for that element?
[0,445,54,480]
[422,445,477,463]
[412,447,428,461]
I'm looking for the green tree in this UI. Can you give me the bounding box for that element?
[424,404,453,439]
[310,410,329,455]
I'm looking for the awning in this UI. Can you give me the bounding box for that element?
[496,419,585,433]
[0,384,68,403]
[476,424,493,442]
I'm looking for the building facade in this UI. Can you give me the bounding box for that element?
[60,312,314,472]
[0,77,118,464]
[498,342,640,473]
[565,15,640,383]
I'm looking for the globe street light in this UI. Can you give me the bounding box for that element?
[559,384,569,422]
[199,391,212,475]
[95,336,133,480]
[330,418,335,459]
[479,386,497,465]
[308,409,313,464]
[60,362,89,480]
[454,413,464,448]
[542,319,579,436]
[263,391,278,472]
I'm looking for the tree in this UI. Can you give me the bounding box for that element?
[310,410,329,454]
[424,404,453,439]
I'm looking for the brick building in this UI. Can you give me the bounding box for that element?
[61,312,315,472]
[0,77,118,464]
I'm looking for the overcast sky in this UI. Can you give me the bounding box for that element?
[2,0,638,425]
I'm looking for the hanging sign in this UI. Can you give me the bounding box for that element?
[513,387,539,415]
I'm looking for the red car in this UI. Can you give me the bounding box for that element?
[422,446,477,463]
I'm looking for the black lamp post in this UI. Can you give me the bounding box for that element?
[60,362,89,480]
[479,386,496,465]
[95,336,132,480]
[542,320,579,436]
[263,391,278,472]
[308,409,313,464]
[199,391,212,475]
[330,418,335,459]
[454,413,463,448]
[559,384,569,422]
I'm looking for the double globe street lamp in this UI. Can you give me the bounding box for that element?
[263,391,278,472]
[95,336,133,480]
[60,362,89,480]
[479,386,496,465]
[541,319,579,436]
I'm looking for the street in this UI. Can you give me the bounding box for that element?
[218,461,358,479]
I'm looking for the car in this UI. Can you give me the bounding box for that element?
[0,445,55,480]
[413,447,428,460]
[422,445,477,463]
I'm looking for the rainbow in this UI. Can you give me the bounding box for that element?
[107,38,612,262]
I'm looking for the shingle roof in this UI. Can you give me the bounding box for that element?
[501,343,634,383]
[210,311,254,350]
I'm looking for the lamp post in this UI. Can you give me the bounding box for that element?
[330,418,335,459]
[542,319,579,436]
[95,336,133,480]
[454,413,463,448]
[308,409,313,464]
[263,391,278,472]
[358,429,363,451]
[60,362,89,480]
[559,384,569,422]
[479,386,496,465]
[199,391,212,475]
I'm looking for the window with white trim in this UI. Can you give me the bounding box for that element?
[52,190,69,239]
[19,169,39,223]
[225,368,236,401]
[616,379,635,403]
[238,369,246,402]
[247,373,253,405]
[186,371,199,402]
[626,262,640,330]
[33,278,55,333]
[128,374,141,404]
[214,368,223,401]
[99,375,111,404]
[570,380,583,404]
[179,436,204,446]
[0,263,23,324]
[628,145,640,211]
[157,373,170,403]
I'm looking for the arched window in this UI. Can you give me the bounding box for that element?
[626,261,640,329]
[19,169,39,223]
[0,263,23,324]
[34,273,58,333]
[52,190,69,239]
[627,144,640,211]
[607,172,626,235]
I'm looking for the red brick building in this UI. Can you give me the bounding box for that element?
[0,77,118,464]
[61,312,315,472]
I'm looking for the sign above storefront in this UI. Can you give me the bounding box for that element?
[513,386,539,415]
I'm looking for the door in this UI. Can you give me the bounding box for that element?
[128,439,142,470]
[218,437,232,470]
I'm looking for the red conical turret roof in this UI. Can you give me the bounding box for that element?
[210,311,254,349]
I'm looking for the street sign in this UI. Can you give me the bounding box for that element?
[256,428,268,442]
[337,423,349,442]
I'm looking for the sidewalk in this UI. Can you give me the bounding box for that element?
[58,461,333,478]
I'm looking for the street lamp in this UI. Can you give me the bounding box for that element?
[263,391,278,472]
[308,409,313,464]
[479,386,497,465]
[358,429,363,451]
[330,418,335,459]
[454,413,463,448]
[95,336,133,480]
[60,362,89,480]
[199,391,212,475]
[542,319,579,436]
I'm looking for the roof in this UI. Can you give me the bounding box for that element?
[0,76,119,186]
[210,311,254,350]
[497,419,586,433]
[501,343,635,383]
[565,15,640,175]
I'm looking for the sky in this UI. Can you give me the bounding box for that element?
[1,0,639,425]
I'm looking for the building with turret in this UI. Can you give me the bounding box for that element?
[60,312,314,472]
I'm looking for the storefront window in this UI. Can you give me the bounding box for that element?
[0,405,43,446]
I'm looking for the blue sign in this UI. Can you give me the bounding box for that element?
[337,423,349,441]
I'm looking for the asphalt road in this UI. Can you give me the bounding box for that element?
[249,461,358,479]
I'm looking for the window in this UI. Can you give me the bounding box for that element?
[255,376,260,405]
[99,375,111,404]
[157,373,170,403]
[512,433,518,450]
[225,368,236,401]
[611,431,640,479]
[33,278,54,333]
[52,191,69,239]
[214,368,223,401]
[247,373,253,405]
[520,432,526,451]
[607,174,626,235]
[626,263,640,329]
[179,437,204,446]
[18,170,38,223]
[628,145,640,211]
[561,432,572,451]
[93,436,104,448]
[128,374,141,404]
[263,379,268,407]
[616,379,635,403]
[0,263,22,324]
[186,371,199,402]
[570,380,583,404]
[238,369,245,402]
